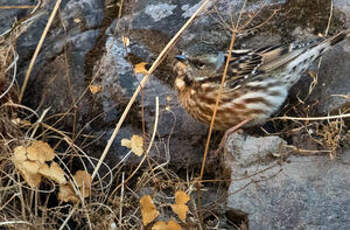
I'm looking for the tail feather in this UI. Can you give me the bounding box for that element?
[328,29,350,46]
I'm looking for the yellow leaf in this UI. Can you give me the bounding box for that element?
[121,138,131,148]
[134,62,149,75]
[21,170,42,188]
[27,140,55,163]
[170,190,190,222]
[22,161,40,174]
[11,118,31,126]
[152,220,182,230]
[39,162,67,184]
[122,36,130,47]
[121,135,144,156]
[12,141,61,188]
[167,220,182,230]
[13,146,27,162]
[73,170,92,198]
[175,190,190,205]
[170,204,188,222]
[58,184,80,203]
[58,170,92,203]
[140,195,159,226]
[152,221,167,230]
[12,144,41,188]
[89,84,102,94]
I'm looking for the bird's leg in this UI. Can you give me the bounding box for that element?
[213,118,252,156]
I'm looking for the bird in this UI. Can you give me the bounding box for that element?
[173,30,350,132]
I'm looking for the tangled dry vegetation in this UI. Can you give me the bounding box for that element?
[1,1,350,230]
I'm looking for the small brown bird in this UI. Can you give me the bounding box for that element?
[174,30,350,131]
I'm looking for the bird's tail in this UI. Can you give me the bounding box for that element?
[327,29,350,46]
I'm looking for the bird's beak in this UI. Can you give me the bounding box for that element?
[175,55,188,62]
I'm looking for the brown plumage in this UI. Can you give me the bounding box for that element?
[174,30,350,130]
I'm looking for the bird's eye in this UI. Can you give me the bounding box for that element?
[192,60,205,69]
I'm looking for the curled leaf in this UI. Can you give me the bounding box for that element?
[152,220,182,230]
[170,190,190,222]
[121,135,144,156]
[134,62,149,75]
[140,195,159,226]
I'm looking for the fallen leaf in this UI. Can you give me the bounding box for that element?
[21,161,40,174]
[21,170,42,188]
[58,184,79,203]
[122,36,130,47]
[167,220,182,230]
[27,140,55,163]
[12,141,65,188]
[134,62,149,75]
[152,221,167,230]
[73,170,92,188]
[73,170,92,198]
[170,204,188,223]
[58,170,92,203]
[121,135,144,156]
[74,18,81,23]
[11,118,31,126]
[152,220,182,230]
[13,146,27,162]
[89,84,102,94]
[12,145,42,188]
[140,195,159,226]
[170,190,190,222]
[174,191,190,205]
[39,162,67,184]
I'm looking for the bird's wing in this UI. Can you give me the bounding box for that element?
[221,42,316,88]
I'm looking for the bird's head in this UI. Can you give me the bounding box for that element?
[173,53,225,92]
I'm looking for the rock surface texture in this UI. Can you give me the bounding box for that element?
[6,0,350,228]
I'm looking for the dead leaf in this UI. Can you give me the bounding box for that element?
[152,220,182,230]
[122,36,130,47]
[174,190,190,204]
[134,62,149,75]
[12,145,41,187]
[13,146,27,162]
[167,220,182,230]
[152,221,167,230]
[121,135,144,156]
[89,84,102,94]
[140,195,159,226]
[58,184,79,203]
[12,141,65,188]
[39,162,67,184]
[74,18,81,23]
[21,171,42,188]
[170,190,190,222]
[58,170,92,203]
[170,204,188,223]
[21,161,40,174]
[11,118,31,126]
[27,140,55,163]
[73,170,92,197]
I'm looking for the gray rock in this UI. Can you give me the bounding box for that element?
[23,29,100,124]
[308,43,350,114]
[0,0,34,35]
[225,133,350,229]
[224,133,286,167]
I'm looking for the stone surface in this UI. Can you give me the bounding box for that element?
[224,133,286,167]
[225,133,350,229]
[308,43,350,114]
[0,0,34,35]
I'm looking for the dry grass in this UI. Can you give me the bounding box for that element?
[0,0,349,229]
